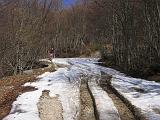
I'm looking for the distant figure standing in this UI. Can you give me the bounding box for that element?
[48,48,55,61]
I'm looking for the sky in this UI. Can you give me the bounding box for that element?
[63,0,75,7]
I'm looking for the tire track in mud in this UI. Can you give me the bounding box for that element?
[80,80,96,120]
[100,75,136,120]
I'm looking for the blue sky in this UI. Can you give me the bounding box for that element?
[63,0,75,7]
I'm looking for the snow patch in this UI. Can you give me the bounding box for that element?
[52,58,70,65]
[111,75,160,120]
[3,90,42,120]
[4,58,160,120]
[88,79,120,120]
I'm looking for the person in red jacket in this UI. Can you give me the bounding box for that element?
[48,48,55,61]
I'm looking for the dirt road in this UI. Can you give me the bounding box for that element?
[2,58,144,120]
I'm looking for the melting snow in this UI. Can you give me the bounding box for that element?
[3,58,101,120]
[3,58,160,120]
[88,78,120,120]
[111,75,160,120]
[97,62,160,120]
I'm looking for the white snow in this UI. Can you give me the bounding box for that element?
[52,58,70,65]
[3,90,42,120]
[3,58,160,120]
[111,75,160,120]
[97,62,160,120]
[3,58,101,120]
[4,67,81,120]
[88,78,120,120]
[25,68,81,120]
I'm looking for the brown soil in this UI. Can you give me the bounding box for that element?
[38,90,63,120]
[80,80,96,120]
[148,74,160,82]
[100,75,136,120]
[0,61,55,119]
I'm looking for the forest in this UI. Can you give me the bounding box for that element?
[0,0,160,79]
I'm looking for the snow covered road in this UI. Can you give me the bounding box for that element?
[3,58,160,120]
